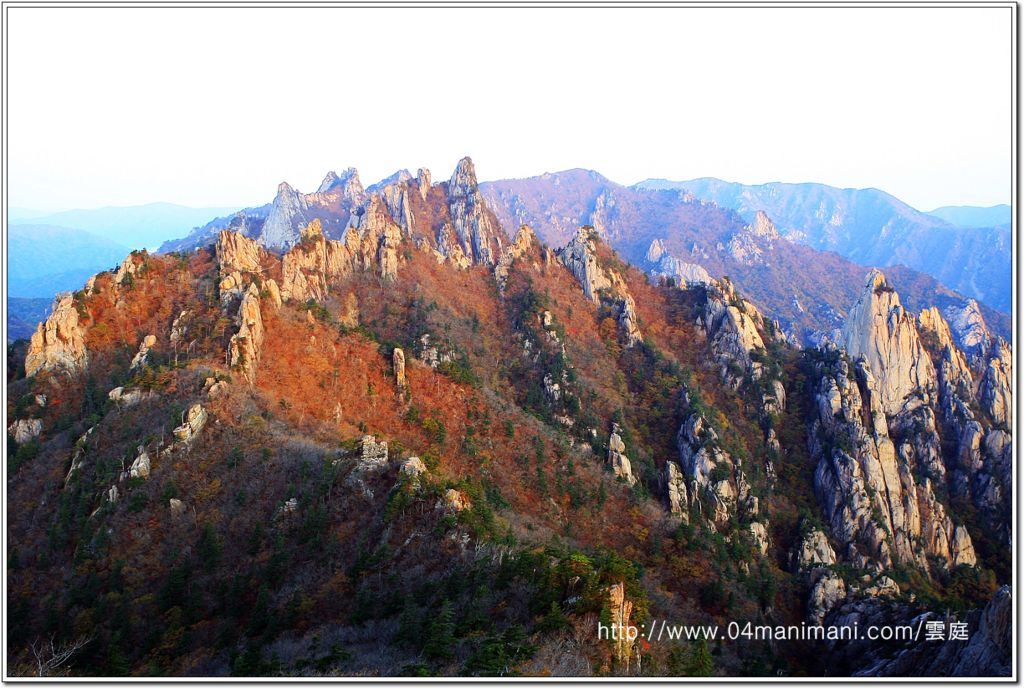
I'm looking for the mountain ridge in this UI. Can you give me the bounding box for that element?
[631,177,1010,315]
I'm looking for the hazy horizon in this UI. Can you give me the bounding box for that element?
[6,6,1012,214]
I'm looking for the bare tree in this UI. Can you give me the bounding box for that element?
[24,633,95,677]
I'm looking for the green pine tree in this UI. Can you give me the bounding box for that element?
[687,638,714,677]
[422,599,456,662]
[106,632,131,676]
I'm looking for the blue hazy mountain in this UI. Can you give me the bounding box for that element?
[924,204,1011,228]
[8,224,131,298]
[634,178,1010,315]
[8,202,242,249]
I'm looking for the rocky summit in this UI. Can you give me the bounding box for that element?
[7,158,1012,679]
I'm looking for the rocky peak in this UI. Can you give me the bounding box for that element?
[748,210,780,241]
[25,292,89,378]
[367,169,413,195]
[446,156,504,265]
[417,168,431,199]
[645,238,667,263]
[840,270,936,415]
[261,181,312,249]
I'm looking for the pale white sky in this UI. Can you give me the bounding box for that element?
[5,5,1013,213]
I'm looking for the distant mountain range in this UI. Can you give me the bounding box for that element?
[8,202,242,249]
[479,170,1009,343]
[925,204,1011,228]
[8,225,132,299]
[633,178,1010,314]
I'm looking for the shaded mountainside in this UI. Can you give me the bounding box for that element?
[634,178,1011,316]
[480,172,1009,344]
[8,225,132,299]
[6,158,1011,678]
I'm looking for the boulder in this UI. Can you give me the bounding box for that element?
[8,419,42,445]
[129,335,157,370]
[173,404,208,442]
[129,448,151,479]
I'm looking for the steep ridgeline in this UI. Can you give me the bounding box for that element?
[161,158,506,272]
[7,167,1012,678]
[800,268,1012,626]
[481,171,1010,346]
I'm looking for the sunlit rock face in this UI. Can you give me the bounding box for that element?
[445,157,505,266]
[25,293,89,378]
[841,270,936,415]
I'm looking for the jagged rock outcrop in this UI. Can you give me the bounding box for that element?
[557,227,613,302]
[401,456,426,477]
[446,157,504,265]
[108,386,156,407]
[359,435,388,469]
[229,283,265,383]
[8,419,43,445]
[494,224,537,290]
[645,239,712,286]
[377,223,405,280]
[850,586,1011,677]
[416,168,431,199]
[943,298,991,359]
[840,270,936,415]
[810,355,975,573]
[264,278,282,308]
[663,461,687,517]
[340,293,360,328]
[317,167,366,205]
[129,448,151,479]
[261,182,313,249]
[792,528,837,572]
[438,489,472,513]
[606,582,635,661]
[695,277,779,388]
[114,253,140,285]
[557,227,642,346]
[129,335,157,371]
[393,348,407,388]
[808,569,847,625]
[750,521,769,555]
[169,498,186,520]
[977,350,1011,427]
[173,404,208,443]
[607,425,636,486]
[25,293,89,378]
[169,310,193,345]
[216,229,266,274]
[381,179,415,236]
[280,220,359,302]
